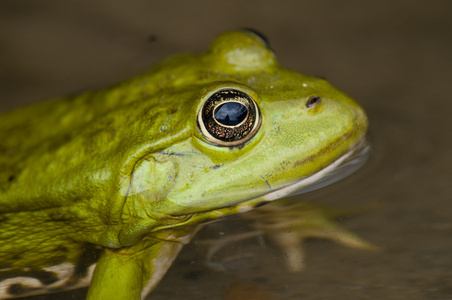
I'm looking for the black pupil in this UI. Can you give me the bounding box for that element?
[214,102,247,126]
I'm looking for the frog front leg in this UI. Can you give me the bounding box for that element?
[87,154,187,299]
[87,227,197,300]
[87,247,143,299]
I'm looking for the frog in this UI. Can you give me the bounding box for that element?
[0,29,368,299]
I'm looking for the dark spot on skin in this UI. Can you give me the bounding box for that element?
[67,244,103,284]
[7,283,25,295]
[0,269,53,286]
[32,270,59,285]
[3,270,60,294]
[8,175,15,182]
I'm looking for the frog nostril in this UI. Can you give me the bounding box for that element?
[306,96,322,108]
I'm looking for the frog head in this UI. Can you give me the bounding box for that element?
[117,30,368,246]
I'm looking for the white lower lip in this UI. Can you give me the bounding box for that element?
[262,142,370,201]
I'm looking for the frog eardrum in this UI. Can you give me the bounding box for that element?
[197,89,262,146]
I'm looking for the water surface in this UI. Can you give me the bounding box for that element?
[1,1,451,299]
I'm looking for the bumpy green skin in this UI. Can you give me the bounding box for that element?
[0,31,367,299]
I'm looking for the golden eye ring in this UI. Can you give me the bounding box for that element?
[197,89,261,147]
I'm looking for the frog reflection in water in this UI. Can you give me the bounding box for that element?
[0,30,369,299]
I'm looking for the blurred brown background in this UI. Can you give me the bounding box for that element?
[1,1,451,299]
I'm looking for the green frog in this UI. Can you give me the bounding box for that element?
[0,30,368,299]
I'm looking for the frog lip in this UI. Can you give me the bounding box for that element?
[160,139,368,228]
[190,139,369,218]
[262,139,369,201]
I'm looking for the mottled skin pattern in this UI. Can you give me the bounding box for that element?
[0,30,368,299]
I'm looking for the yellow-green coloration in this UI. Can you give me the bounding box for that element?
[0,30,368,299]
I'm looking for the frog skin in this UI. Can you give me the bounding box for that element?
[0,30,368,299]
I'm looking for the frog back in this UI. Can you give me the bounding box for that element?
[0,63,196,214]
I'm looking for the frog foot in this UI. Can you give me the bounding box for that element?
[199,200,378,272]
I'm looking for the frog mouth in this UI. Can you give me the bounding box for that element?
[261,140,370,202]
[191,139,370,219]
[153,140,369,231]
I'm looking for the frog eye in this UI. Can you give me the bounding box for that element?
[198,89,262,147]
